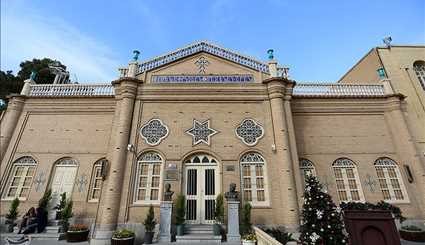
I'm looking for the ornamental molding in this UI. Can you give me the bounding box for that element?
[186,119,218,146]
[140,118,169,146]
[137,41,269,74]
[235,118,264,146]
[151,74,254,84]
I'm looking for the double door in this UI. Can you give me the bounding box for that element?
[184,165,219,224]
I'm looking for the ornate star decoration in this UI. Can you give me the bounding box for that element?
[186,119,218,145]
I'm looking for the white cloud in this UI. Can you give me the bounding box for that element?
[1,1,120,83]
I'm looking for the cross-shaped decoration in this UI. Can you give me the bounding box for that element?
[34,172,46,192]
[75,174,88,192]
[186,119,218,146]
[194,56,209,74]
[364,174,377,192]
[319,175,332,192]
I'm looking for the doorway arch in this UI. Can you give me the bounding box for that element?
[183,153,220,224]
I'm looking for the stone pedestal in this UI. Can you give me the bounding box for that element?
[159,201,173,242]
[226,200,241,242]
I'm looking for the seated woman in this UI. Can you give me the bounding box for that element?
[18,207,37,234]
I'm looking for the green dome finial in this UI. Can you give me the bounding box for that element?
[133,50,141,61]
[267,49,274,60]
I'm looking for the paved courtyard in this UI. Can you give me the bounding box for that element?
[0,237,423,245]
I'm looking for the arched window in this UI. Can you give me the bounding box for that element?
[3,156,37,200]
[374,158,409,202]
[240,152,269,206]
[413,60,425,90]
[332,158,364,202]
[299,158,316,183]
[134,152,163,204]
[88,159,106,202]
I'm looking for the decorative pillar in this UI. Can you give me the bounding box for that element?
[225,183,241,243]
[282,85,304,215]
[263,76,300,228]
[384,95,425,213]
[159,183,174,242]
[0,95,26,161]
[159,201,173,242]
[91,77,139,245]
[20,78,35,96]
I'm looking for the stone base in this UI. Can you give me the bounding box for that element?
[227,234,241,242]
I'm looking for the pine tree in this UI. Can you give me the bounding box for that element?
[300,175,347,245]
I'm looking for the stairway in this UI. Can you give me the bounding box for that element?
[4,225,65,241]
[176,224,222,243]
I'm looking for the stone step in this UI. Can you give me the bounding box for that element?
[185,225,214,231]
[45,226,61,233]
[1,232,65,241]
[176,234,222,243]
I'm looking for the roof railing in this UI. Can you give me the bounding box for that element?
[29,84,114,97]
[26,83,386,97]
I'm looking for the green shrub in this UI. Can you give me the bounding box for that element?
[264,227,295,244]
[61,199,73,232]
[6,198,20,222]
[214,194,224,224]
[143,205,157,232]
[402,225,423,232]
[340,200,405,222]
[175,195,186,225]
[113,229,135,239]
[38,189,52,211]
[240,202,252,235]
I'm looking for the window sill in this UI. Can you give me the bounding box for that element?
[130,202,161,207]
[1,197,27,202]
[384,200,410,204]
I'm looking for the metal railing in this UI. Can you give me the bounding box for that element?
[293,83,385,97]
[29,84,114,97]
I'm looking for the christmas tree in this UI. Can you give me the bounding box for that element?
[300,175,347,245]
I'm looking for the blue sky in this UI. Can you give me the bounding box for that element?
[1,0,424,83]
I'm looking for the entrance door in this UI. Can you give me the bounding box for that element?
[49,158,78,219]
[184,154,219,224]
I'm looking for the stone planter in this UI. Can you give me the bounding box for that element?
[66,229,89,242]
[242,240,256,245]
[144,231,154,244]
[176,224,185,236]
[213,223,221,236]
[399,228,425,242]
[111,236,135,245]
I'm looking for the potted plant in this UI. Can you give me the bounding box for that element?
[111,229,135,245]
[61,199,73,233]
[213,194,224,236]
[5,198,20,232]
[175,194,186,236]
[240,202,252,236]
[400,225,425,242]
[55,192,66,220]
[143,205,157,244]
[66,224,89,242]
[242,232,257,245]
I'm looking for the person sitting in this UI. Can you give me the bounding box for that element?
[17,207,37,234]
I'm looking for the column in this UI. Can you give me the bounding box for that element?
[384,95,425,212]
[226,200,241,242]
[159,201,173,242]
[0,95,26,162]
[263,77,300,228]
[91,77,139,245]
[283,89,304,214]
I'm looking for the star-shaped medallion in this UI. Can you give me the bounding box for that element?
[186,119,218,145]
